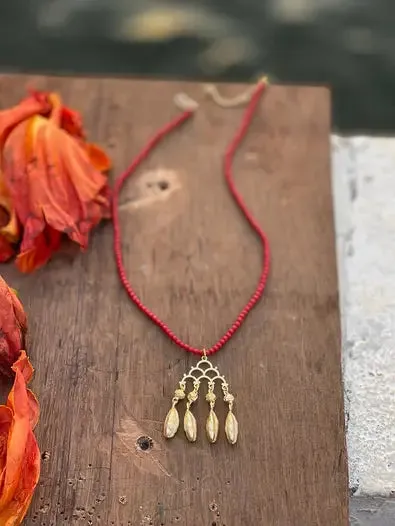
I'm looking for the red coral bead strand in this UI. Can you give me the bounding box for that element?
[112,80,270,357]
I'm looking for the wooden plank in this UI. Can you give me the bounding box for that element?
[0,75,348,526]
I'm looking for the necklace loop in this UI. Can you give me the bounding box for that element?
[112,80,270,357]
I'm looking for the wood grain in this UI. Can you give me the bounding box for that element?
[0,75,348,526]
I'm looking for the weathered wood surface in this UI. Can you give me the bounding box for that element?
[0,75,348,525]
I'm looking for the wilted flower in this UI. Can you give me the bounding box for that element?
[0,90,111,272]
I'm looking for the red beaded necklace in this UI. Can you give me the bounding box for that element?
[112,78,270,446]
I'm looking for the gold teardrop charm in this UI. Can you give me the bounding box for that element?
[163,406,180,438]
[206,409,219,443]
[225,410,238,445]
[184,409,197,442]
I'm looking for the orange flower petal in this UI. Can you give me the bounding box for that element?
[0,276,27,377]
[2,116,75,272]
[0,236,14,263]
[0,94,50,148]
[5,280,26,337]
[0,407,12,476]
[60,105,85,140]
[85,143,111,173]
[11,351,39,430]
[16,228,62,274]
[0,171,19,245]
[0,352,40,525]
[0,430,39,526]
[60,137,111,227]
[0,120,31,229]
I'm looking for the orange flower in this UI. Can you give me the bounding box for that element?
[0,351,40,525]
[0,90,111,272]
[0,276,27,378]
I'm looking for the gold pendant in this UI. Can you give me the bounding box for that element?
[163,351,238,445]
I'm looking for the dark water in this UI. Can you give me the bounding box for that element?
[1,0,394,133]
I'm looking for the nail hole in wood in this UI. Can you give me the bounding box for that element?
[136,435,153,451]
[158,180,169,191]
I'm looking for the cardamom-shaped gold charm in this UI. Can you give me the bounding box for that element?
[163,406,179,438]
[206,409,219,443]
[183,382,199,441]
[225,410,238,445]
[205,382,219,443]
[163,350,238,445]
[184,409,197,442]
[223,387,238,445]
[163,386,185,438]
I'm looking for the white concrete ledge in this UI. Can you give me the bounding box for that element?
[332,136,395,496]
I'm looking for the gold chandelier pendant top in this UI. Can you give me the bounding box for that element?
[163,351,238,445]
